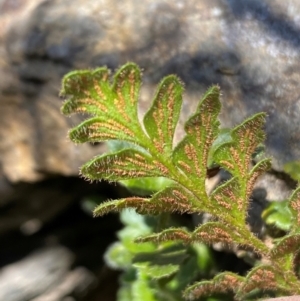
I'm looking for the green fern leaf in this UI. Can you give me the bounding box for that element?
[61,62,300,300]
[132,245,188,279]
[172,86,221,196]
[135,228,191,244]
[68,116,138,144]
[209,177,242,223]
[61,63,146,147]
[61,67,111,116]
[81,149,166,181]
[191,222,248,246]
[246,158,272,199]
[173,86,221,172]
[133,263,179,279]
[183,272,244,300]
[270,233,300,259]
[94,185,201,217]
[93,197,149,217]
[288,186,300,230]
[237,265,291,298]
[147,186,200,214]
[213,112,266,177]
[143,76,183,155]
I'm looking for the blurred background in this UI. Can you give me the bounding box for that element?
[0,0,300,300]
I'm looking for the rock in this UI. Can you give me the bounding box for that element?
[263,297,300,301]
[0,0,300,183]
[30,267,96,301]
[0,246,75,301]
[0,186,121,301]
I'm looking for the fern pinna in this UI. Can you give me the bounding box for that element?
[61,62,300,300]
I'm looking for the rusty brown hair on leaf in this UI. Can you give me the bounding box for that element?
[61,62,300,300]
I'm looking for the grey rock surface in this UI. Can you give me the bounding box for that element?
[0,246,74,301]
[1,0,300,183]
[0,178,121,301]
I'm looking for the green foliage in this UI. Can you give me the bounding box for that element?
[284,161,300,182]
[262,200,292,233]
[105,209,216,301]
[61,62,300,300]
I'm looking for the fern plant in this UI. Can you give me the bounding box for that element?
[60,62,300,300]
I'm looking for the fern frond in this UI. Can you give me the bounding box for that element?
[61,62,300,299]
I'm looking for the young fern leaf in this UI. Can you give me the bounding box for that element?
[81,149,165,181]
[213,113,271,219]
[213,113,267,178]
[209,177,242,223]
[172,86,221,198]
[61,67,111,116]
[237,265,293,299]
[288,185,300,231]
[270,186,300,258]
[270,233,300,259]
[183,272,244,300]
[94,186,198,216]
[143,76,183,155]
[61,63,146,147]
[61,62,300,300]
[135,228,192,244]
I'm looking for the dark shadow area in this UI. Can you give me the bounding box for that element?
[0,176,123,268]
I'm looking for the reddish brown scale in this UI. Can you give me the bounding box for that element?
[183,142,202,177]
[125,157,156,170]
[172,189,189,202]
[114,96,131,122]
[189,284,215,299]
[153,139,164,153]
[165,230,190,242]
[230,147,246,176]
[75,75,93,92]
[156,162,169,175]
[178,160,192,173]
[227,188,237,203]
[246,171,261,200]
[184,143,193,161]
[93,84,107,101]
[221,274,241,288]
[234,197,243,212]
[243,269,277,293]
[238,128,248,153]
[194,123,202,147]
[290,196,300,225]
[214,227,233,242]
[156,99,164,142]
[202,128,214,167]
[134,153,147,160]
[90,120,135,138]
[128,70,137,105]
[125,197,145,203]
[88,133,117,140]
[244,143,254,169]
[111,160,128,167]
[72,107,87,113]
[219,160,235,171]
[205,99,215,114]
[277,236,298,254]
[166,82,175,140]
[214,195,232,210]
[76,98,108,113]
[195,231,210,242]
